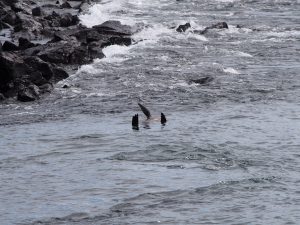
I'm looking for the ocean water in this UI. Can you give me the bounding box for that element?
[1,0,300,224]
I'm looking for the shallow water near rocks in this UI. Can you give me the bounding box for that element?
[1,0,300,224]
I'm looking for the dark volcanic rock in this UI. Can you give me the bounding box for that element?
[45,11,79,27]
[18,37,36,50]
[88,41,106,59]
[93,20,134,36]
[37,39,93,64]
[2,10,18,26]
[61,2,72,9]
[0,52,24,95]
[211,22,228,29]
[60,13,78,27]
[0,93,5,101]
[17,84,40,102]
[14,12,43,39]
[189,76,214,85]
[86,29,105,43]
[2,41,19,51]
[108,36,132,46]
[24,56,53,81]
[62,84,70,88]
[32,7,43,17]
[197,22,229,35]
[39,83,53,93]
[176,22,191,32]
[52,67,69,82]
[0,0,136,102]
[0,51,69,98]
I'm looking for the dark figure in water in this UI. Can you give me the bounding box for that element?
[132,103,167,130]
[176,23,191,32]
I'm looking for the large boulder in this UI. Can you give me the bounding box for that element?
[93,20,135,36]
[61,2,72,9]
[2,10,18,26]
[88,41,106,59]
[176,22,191,32]
[14,12,43,39]
[2,41,19,51]
[0,51,69,98]
[37,39,88,64]
[52,67,69,82]
[24,56,54,81]
[0,52,25,96]
[32,7,44,17]
[18,37,36,50]
[17,84,40,102]
[197,22,229,35]
[44,11,79,27]
[188,76,214,85]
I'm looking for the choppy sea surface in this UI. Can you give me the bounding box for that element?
[1,0,300,224]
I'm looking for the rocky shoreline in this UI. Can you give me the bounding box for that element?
[0,0,138,102]
[0,0,233,102]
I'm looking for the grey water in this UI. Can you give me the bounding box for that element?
[1,0,300,224]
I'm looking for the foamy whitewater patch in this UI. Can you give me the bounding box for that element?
[85,92,112,98]
[100,44,131,63]
[77,64,99,75]
[223,67,240,74]
[189,20,207,31]
[79,0,135,27]
[187,32,208,42]
[57,64,99,87]
[236,51,253,58]
[132,24,173,44]
[265,30,300,38]
[127,0,171,12]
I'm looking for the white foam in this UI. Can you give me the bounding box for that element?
[132,24,173,43]
[127,0,170,10]
[265,30,300,38]
[85,92,110,97]
[236,51,253,58]
[77,64,99,74]
[71,88,83,94]
[99,45,131,63]
[225,12,235,17]
[187,32,208,42]
[79,0,135,27]
[223,67,240,74]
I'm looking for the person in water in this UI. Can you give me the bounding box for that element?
[132,103,167,130]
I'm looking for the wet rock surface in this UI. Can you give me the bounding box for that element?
[176,22,191,32]
[0,0,135,102]
[188,76,214,85]
[176,21,229,34]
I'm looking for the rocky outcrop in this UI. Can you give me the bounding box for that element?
[175,21,229,34]
[188,76,214,85]
[198,22,228,35]
[0,0,137,102]
[176,22,191,32]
